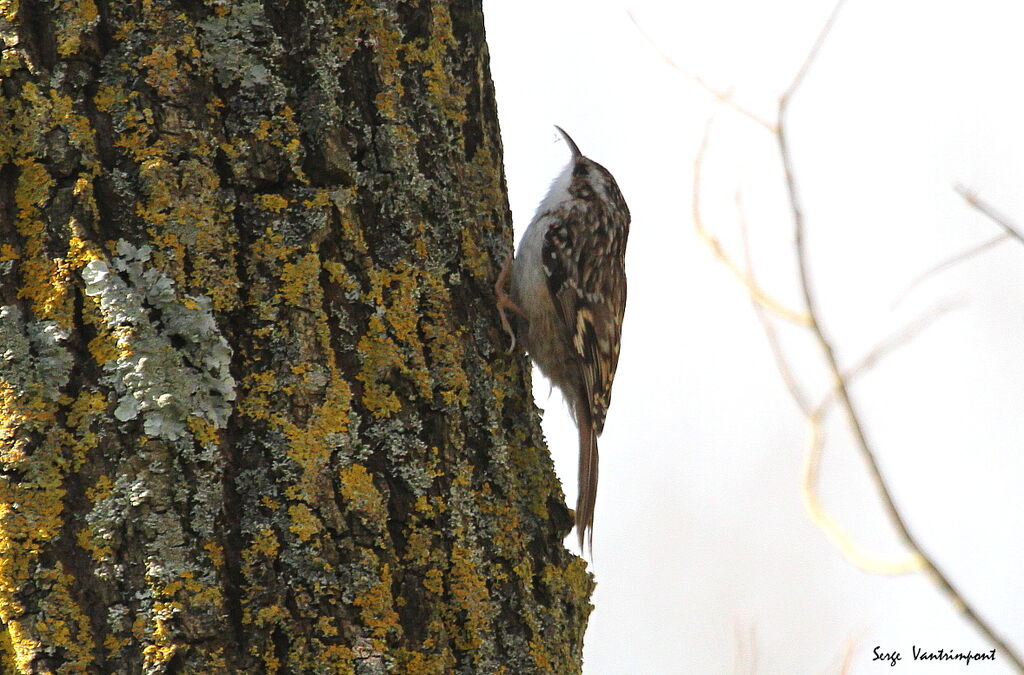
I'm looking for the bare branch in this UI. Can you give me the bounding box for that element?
[774,5,1024,666]
[739,185,944,575]
[955,185,1024,245]
[771,2,932,573]
[738,173,915,572]
[693,118,810,325]
[683,0,1021,662]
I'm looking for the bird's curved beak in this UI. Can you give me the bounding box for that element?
[554,125,582,159]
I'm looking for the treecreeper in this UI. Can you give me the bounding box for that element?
[496,127,630,551]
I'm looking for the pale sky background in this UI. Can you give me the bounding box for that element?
[483,1,1024,673]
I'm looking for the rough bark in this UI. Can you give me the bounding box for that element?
[0,0,592,672]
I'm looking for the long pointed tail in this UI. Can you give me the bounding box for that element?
[575,415,599,552]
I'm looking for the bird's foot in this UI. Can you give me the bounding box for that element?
[495,257,525,353]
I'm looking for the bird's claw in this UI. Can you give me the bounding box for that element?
[495,258,524,353]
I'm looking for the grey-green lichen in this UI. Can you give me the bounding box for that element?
[81,240,236,441]
[199,1,284,95]
[0,305,73,402]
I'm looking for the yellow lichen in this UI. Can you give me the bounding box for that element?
[203,540,225,569]
[138,42,190,99]
[13,159,70,323]
[337,464,387,532]
[402,3,468,126]
[0,0,20,24]
[187,416,219,446]
[0,385,73,664]
[422,568,443,596]
[248,105,307,183]
[448,545,491,654]
[76,525,114,565]
[287,503,321,542]
[250,227,294,265]
[104,632,130,660]
[302,190,331,210]
[324,260,361,297]
[356,316,404,418]
[420,271,469,408]
[31,565,96,670]
[85,331,116,366]
[336,1,403,119]
[256,193,290,213]
[320,644,355,673]
[250,528,280,558]
[237,370,278,421]
[254,605,288,627]
[275,372,350,501]
[278,252,322,309]
[138,604,178,671]
[352,556,399,641]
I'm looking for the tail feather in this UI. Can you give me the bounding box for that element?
[575,417,599,552]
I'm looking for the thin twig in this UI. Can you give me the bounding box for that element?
[956,185,1024,245]
[893,186,1020,305]
[627,10,776,131]
[776,0,934,574]
[694,118,810,325]
[740,182,909,570]
[798,408,922,575]
[834,637,857,675]
[780,0,849,105]
[892,233,1008,307]
[834,302,960,402]
[804,304,958,575]
[738,183,936,575]
[776,3,1024,668]
[735,190,811,414]
[732,619,758,675]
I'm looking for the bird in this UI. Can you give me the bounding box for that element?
[495,126,630,551]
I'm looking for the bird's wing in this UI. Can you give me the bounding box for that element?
[541,206,627,434]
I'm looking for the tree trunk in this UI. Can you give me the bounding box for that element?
[0,0,592,672]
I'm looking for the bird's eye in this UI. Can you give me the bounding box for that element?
[573,164,589,178]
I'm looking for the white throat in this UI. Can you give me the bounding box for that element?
[534,160,574,217]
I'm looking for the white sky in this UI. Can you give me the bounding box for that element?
[483,1,1024,673]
